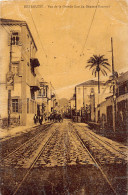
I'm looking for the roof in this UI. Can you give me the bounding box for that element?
[118,71,128,84]
[0,18,37,50]
[76,80,105,87]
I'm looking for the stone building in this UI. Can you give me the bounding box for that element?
[0,18,40,126]
[37,80,56,118]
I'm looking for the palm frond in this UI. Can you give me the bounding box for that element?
[87,57,95,63]
[102,69,108,76]
[101,58,109,62]
[86,63,96,69]
[89,64,95,70]
[93,55,99,62]
[101,61,111,66]
[101,69,106,76]
[95,70,97,77]
[86,64,92,68]
[101,64,111,71]
[92,68,96,75]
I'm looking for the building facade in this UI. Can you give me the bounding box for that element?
[97,71,128,132]
[0,18,40,126]
[37,80,56,118]
[75,80,108,121]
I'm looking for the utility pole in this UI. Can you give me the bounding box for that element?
[111,37,116,132]
[7,35,13,127]
[83,85,85,119]
[83,85,85,108]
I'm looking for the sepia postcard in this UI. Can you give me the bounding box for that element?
[0,0,128,194]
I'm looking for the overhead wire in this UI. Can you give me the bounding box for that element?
[81,0,99,55]
[29,8,48,59]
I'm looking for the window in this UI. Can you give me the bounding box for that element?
[12,63,19,76]
[11,32,19,45]
[43,88,46,96]
[12,99,18,113]
[38,89,42,97]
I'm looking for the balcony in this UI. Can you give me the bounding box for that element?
[30,78,40,91]
[30,58,40,67]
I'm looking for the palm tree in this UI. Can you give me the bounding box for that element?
[86,55,111,93]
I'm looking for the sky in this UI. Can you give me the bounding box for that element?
[1,0,128,99]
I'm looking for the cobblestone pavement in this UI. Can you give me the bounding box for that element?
[2,119,126,168]
[0,119,127,195]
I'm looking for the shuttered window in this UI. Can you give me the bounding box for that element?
[8,31,22,46]
[11,32,19,45]
[12,63,19,76]
[12,99,18,113]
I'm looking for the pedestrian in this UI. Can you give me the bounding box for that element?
[48,115,50,121]
[34,114,37,124]
[39,115,43,125]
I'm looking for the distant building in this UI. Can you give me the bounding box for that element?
[0,18,40,126]
[37,80,56,117]
[75,80,112,121]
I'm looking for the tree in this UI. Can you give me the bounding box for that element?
[86,55,111,93]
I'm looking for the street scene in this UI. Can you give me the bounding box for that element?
[0,0,128,194]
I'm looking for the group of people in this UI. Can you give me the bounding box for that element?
[48,113,63,122]
[33,114,43,125]
[33,113,63,125]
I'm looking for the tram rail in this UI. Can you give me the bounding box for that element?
[1,123,53,161]
[72,123,127,158]
[70,125,117,195]
[12,128,57,195]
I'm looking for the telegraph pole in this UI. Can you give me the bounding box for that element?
[7,35,13,127]
[83,86,85,108]
[111,37,116,132]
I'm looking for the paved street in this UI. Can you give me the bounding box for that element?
[0,119,127,195]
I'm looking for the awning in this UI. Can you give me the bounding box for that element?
[30,86,40,91]
[30,58,40,67]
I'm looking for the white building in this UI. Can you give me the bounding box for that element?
[75,80,112,121]
[0,18,40,126]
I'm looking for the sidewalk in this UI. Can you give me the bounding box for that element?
[0,121,49,142]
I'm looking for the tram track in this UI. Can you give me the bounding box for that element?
[75,128,126,163]
[71,123,127,159]
[1,121,126,195]
[69,124,118,195]
[12,128,58,195]
[84,130,127,158]
[1,123,53,161]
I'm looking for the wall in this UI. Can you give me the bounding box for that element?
[95,96,113,123]
[0,25,12,118]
